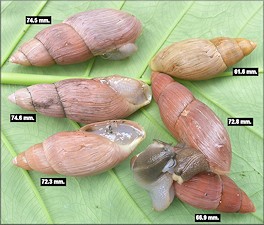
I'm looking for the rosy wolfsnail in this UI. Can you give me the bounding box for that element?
[10,8,142,66]
[131,140,255,213]
[151,72,231,175]
[174,172,256,213]
[13,120,145,176]
[8,75,152,124]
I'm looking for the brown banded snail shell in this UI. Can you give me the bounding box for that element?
[8,75,152,124]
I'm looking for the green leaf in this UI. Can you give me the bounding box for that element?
[1,1,263,224]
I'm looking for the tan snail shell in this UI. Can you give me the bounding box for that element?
[8,75,152,124]
[150,37,257,80]
[13,120,146,176]
[10,8,142,66]
[151,72,232,175]
[174,172,256,213]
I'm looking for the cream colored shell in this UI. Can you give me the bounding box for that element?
[150,37,256,80]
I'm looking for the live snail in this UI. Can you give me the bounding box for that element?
[151,72,232,175]
[131,140,255,213]
[130,72,255,213]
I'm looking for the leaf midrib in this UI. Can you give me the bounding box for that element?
[1,121,153,224]
[134,0,263,140]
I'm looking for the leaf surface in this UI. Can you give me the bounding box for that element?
[1,1,263,224]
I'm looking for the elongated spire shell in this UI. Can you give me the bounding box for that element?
[151,72,231,175]
[150,37,256,80]
[8,75,152,124]
[10,8,142,66]
[13,120,146,176]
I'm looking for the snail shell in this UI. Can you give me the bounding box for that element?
[10,8,142,66]
[8,75,152,124]
[151,72,232,175]
[150,37,257,80]
[13,120,145,176]
[174,172,256,213]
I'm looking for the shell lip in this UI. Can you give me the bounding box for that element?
[80,119,144,133]
[80,119,146,147]
[130,155,138,169]
[12,156,18,165]
[149,57,158,72]
[142,82,152,104]
[249,41,257,50]
[98,75,152,107]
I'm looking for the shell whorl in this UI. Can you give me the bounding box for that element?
[8,83,65,118]
[9,23,93,66]
[210,37,257,67]
[64,8,142,56]
[10,8,142,66]
[13,143,56,174]
[235,38,257,56]
[12,132,122,176]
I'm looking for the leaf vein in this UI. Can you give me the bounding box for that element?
[179,80,263,139]
[73,178,101,223]
[236,4,263,36]
[66,117,152,223]
[1,1,13,13]
[232,150,262,176]
[139,1,195,78]
[108,169,152,224]
[1,0,49,67]
[1,130,54,224]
